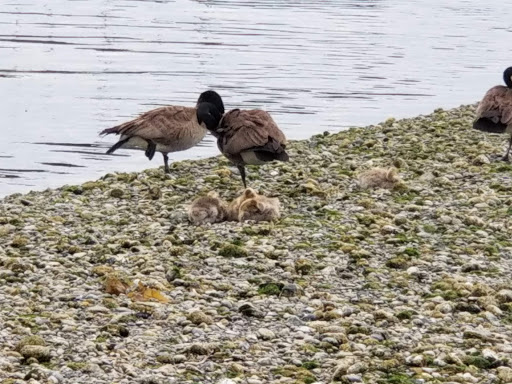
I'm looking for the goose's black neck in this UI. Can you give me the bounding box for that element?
[504,67,512,88]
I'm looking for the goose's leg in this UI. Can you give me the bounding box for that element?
[237,165,247,188]
[502,135,512,162]
[163,153,170,173]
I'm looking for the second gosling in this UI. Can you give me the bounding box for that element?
[227,188,280,222]
[188,191,228,225]
[238,195,281,222]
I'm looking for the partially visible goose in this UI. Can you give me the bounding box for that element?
[207,108,289,187]
[473,67,512,161]
[100,90,225,173]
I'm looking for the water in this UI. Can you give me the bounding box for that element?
[1,0,511,197]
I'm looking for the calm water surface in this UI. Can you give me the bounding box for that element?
[1,0,511,196]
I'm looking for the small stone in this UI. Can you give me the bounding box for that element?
[461,262,484,273]
[345,374,363,382]
[238,303,263,318]
[482,348,500,363]
[381,225,399,234]
[473,154,491,165]
[394,214,408,225]
[281,284,300,297]
[15,336,46,352]
[188,310,213,325]
[497,366,512,383]
[464,215,485,227]
[496,289,512,303]
[257,328,275,340]
[118,325,129,337]
[347,362,368,374]
[407,355,425,366]
[218,380,236,384]
[229,363,244,375]
[341,306,356,317]
[172,354,187,363]
[332,357,356,379]
[88,305,110,314]
[463,327,493,341]
[286,315,304,326]
[189,343,216,355]
[436,302,452,314]
[110,188,124,198]
[295,259,314,275]
[156,353,173,364]
[20,345,51,362]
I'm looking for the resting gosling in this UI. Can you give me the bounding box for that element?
[227,188,258,221]
[188,191,228,225]
[473,67,512,161]
[100,90,225,173]
[207,108,289,187]
[238,195,281,222]
[358,167,400,190]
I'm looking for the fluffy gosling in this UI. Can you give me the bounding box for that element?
[227,188,281,222]
[188,191,228,225]
[227,188,259,221]
[238,195,281,222]
[358,167,401,190]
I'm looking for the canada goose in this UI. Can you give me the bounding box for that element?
[100,90,225,173]
[207,108,289,187]
[473,67,512,161]
[238,194,281,223]
[188,191,228,225]
[358,167,401,189]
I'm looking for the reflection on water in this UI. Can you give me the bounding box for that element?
[0,0,511,196]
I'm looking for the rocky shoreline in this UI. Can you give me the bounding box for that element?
[1,104,512,384]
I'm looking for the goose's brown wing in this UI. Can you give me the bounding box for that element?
[101,106,199,144]
[475,86,512,125]
[219,109,286,155]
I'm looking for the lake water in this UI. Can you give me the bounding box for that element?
[1,0,511,197]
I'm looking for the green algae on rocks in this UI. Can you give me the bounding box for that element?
[1,104,512,383]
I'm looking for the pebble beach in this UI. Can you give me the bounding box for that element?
[1,104,512,384]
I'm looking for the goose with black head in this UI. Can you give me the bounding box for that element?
[100,90,225,173]
[206,108,289,188]
[473,67,512,161]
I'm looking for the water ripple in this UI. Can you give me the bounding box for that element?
[1,0,511,196]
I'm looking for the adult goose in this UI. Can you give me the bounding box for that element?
[100,90,225,173]
[208,108,289,188]
[473,67,512,161]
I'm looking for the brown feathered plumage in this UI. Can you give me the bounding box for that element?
[100,106,206,173]
[473,67,512,161]
[212,109,289,187]
[100,90,225,173]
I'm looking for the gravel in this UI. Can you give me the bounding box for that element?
[1,104,512,383]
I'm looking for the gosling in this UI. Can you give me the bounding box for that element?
[227,187,259,221]
[100,90,225,173]
[238,195,281,222]
[206,108,289,188]
[473,67,512,161]
[358,167,401,190]
[187,191,228,225]
[227,188,280,222]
